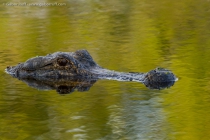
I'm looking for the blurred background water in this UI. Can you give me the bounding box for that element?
[1,0,210,139]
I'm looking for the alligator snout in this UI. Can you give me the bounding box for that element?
[6,63,25,77]
[6,66,16,74]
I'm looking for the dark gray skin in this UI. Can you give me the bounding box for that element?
[6,50,177,90]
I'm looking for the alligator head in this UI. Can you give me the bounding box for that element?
[6,50,99,80]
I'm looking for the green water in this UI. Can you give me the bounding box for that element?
[1,0,210,139]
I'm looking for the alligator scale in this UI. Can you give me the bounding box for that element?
[5,50,177,93]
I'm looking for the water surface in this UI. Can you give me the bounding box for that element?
[1,0,210,139]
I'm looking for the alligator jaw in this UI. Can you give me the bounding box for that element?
[5,64,95,80]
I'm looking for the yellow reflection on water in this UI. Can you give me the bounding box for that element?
[1,0,210,139]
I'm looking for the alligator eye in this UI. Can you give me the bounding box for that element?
[57,58,68,66]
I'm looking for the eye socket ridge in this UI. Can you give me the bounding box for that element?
[57,58,68,66]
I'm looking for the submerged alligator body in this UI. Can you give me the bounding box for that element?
[6,50,177,92]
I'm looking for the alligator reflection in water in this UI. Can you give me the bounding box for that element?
[19,77,97,94]
[5,50,177,94]
[16,77,175,94]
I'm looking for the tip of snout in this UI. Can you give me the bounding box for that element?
[5,62,25,76]
[5,66,16,75]
[5,66,13,74]
[5,65,20,78]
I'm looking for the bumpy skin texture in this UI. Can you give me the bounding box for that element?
[6,50,177,90]
[6,50,99,79]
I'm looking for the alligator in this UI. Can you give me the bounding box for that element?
[5,50,177,92]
